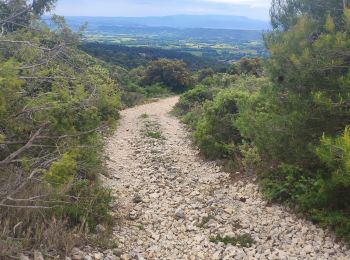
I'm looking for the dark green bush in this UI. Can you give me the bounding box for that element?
[141,59,194,93]
[193,88,247,159]
[173,85,215,116]
[315,128,350,210]
[259,164,318,205]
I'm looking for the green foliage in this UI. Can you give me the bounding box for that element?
[193,88,244,159]
[144,83,171,97]
[197,68,215,82]
[230,58,263,76]
[191,77,265,160]
[0,59,22,115]
[259,164,317,205]
[270,0,344,31]
[147,131,162,139]
[45,152,77,186]
[173,85,215,117]
[315,128,350,210]
[255,2,350,241]
[239,141,261,174]
[210,234,254,247]
[259,132,350,241]
[141,59,194,93]
[0,0,57,33]
[0,11,120,255]
[55,180,113,229]
[309,211,350,242]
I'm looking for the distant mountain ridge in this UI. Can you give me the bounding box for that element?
[62,15,270,31]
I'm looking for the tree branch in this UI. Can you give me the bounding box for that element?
[0,124,47,166]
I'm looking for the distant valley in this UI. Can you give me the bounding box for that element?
[55,15,268,67]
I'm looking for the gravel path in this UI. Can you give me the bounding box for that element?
[105,97,350,260]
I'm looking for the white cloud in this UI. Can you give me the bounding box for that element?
[201,0,271,8]
[55,0,271,20]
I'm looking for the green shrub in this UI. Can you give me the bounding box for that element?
[147,131,162,139]
[210,234,254,247]
[180,104,205,129]
[259,128,350,241]
[54,180,113,230]
[315,127,350,210]
[45,152,77,186]
[193,88,247,159]
[173,85,215,116]
[239,141,261,174]
[259,164,317,205]
[141,59,194,93]
[0,13,120,255]
[144,83,171,97]
[309,211,350,242]
[230,57,263,76]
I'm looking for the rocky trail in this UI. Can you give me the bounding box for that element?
[102,97,350,260]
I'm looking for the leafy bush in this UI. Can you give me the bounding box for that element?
[259,128,350,241]
[144,83,171,97]
[45,152,77,186]
[0,10,120,256]
[316,127,350,210]
[173,85,215,116]
[230,57,263,76]
[259,164,318,205]
[141,59,194,92]
[197,68,215,82]
[239,141,261,174]
[193,88,246,159]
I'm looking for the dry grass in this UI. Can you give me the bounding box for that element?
[0,167,81,258]
[0,212,83,259]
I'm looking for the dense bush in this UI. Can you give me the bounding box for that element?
[230,58,263,76]
[174,85,215,116]
[193,89,245,159]
[0,6,119,256]
[175,76,265,162]
[141,59,194,93]
[316,128,350,210]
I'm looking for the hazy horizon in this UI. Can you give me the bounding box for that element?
[53,0,271,21]
[58,14,267,21]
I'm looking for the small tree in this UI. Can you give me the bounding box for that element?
[0,0,57,34]
[141,59,193,92]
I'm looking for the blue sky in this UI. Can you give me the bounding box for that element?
[54,0,271,20]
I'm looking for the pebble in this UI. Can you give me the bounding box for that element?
[175,208,185,219]
[19,255,30,260]
[128,210,139,220]
[94,253,103,260]
[100,97,350,260]
[34,251,44,260]
[96,224,107,233]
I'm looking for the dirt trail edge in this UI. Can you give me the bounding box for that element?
[105,96,349,260]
